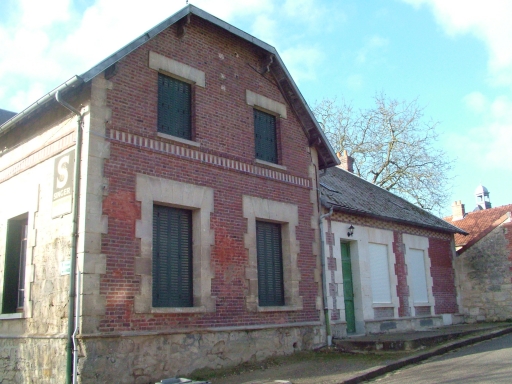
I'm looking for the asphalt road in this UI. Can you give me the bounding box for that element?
[372,333,512,383]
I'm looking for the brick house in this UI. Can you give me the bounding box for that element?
[0,5,338,383]
[444,187,512,322]
[319,152,466,337]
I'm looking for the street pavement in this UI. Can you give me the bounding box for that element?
[371,333,512,383]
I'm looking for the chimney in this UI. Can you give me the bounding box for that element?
[451,200,465,220]
[337,150,354,173]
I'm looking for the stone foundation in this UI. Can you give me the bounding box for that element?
[0,336,66,383]
[77,324,325,383]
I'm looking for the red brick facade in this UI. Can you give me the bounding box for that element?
[99,16,321,332]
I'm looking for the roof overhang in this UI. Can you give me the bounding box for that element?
[321,198,469,236]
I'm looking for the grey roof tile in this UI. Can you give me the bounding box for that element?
[320,166,466,234]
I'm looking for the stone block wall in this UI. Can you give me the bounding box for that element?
[78,324,325,383]
[455,221,512,321]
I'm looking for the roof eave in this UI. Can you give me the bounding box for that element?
[321,199,468,235]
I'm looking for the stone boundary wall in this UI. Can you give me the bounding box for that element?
[0,337,66,383]
[77,324,324,383]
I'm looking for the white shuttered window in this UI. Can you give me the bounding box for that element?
[409,249,429,303]
[369,243,392,303]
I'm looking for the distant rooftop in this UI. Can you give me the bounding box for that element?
[0,109,16,125]
[444,204,512,252]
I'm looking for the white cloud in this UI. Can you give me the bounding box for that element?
[280,46,324,84]
[250,14,279,47]
[401,0,512,87]
[0,0,337,112]
[356,35,389,64]
[452,93,512,171]
[463,91,488,113]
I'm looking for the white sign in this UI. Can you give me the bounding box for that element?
[60,259,71,275]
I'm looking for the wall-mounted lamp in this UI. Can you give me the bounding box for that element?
[347,225,354,237]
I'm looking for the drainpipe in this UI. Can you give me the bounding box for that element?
[55,91,83,384]
[319,206,333,346]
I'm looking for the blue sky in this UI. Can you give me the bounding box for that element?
[1,0,511,216]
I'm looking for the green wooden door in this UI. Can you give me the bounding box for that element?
[341,242,356,334]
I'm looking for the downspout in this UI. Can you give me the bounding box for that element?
[55,91,83,384]
[319,205,333,346]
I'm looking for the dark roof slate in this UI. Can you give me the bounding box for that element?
[320,166,466,234]
[0,109,16,125]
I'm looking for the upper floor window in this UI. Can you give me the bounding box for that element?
[254,109,278,164]
[158,73,191,140]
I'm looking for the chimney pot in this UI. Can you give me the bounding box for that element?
[451,200,465,221]
[337,150,354,173]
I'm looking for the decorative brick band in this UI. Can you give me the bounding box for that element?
[0,132,76,183]
[110,129,311,188]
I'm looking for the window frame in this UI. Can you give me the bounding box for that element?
[134,174,215,314]
[157,73,193,140]
[243,195,302,312]
[152,205,193,308]
[2,213,28,315]
[256,220,285,307]
[254,108,278,164]
[148,51,205,146]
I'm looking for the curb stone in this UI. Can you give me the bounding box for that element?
[341,326,512,384]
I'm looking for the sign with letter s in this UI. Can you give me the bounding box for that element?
[52,150,75,218]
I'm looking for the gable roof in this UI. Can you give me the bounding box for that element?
[0,109,16,125]
[320,166,466,234]
[0,5,338,169]
[444,204,512,252]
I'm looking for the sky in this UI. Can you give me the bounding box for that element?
[1,0,511,217]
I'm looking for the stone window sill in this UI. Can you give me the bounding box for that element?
[157,132,201,148]
[372,303,394,308]
[255,159,287,171]
[150,306,208,314]
[0,313,23,320]
[257,305,302,312]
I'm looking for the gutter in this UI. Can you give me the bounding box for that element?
[0,76,84,138]
[55,91,83,384]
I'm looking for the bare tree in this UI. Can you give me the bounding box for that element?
[314,93,453,213]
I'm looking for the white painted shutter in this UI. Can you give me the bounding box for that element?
[409,249,429,303]
[369,243,392,303]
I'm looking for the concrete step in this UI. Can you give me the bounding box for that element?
[333,329,483,352]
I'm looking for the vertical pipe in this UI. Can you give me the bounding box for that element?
[55,91,83,384]
[319,206,333,346]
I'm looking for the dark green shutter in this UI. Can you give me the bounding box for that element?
[158,73,191,140]
[256,221,284,306]
[254,109,277,163]
[152,205,193,307]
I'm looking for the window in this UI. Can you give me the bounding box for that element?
[408,249,429,304]
[152,205,192,308]
[134,174,215,313]
[243,195,302,312]
[254,109,278,164]
[2,214,28,314]
[256,221,284,306]
[158,73,191,140]
[368,243,392,304]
